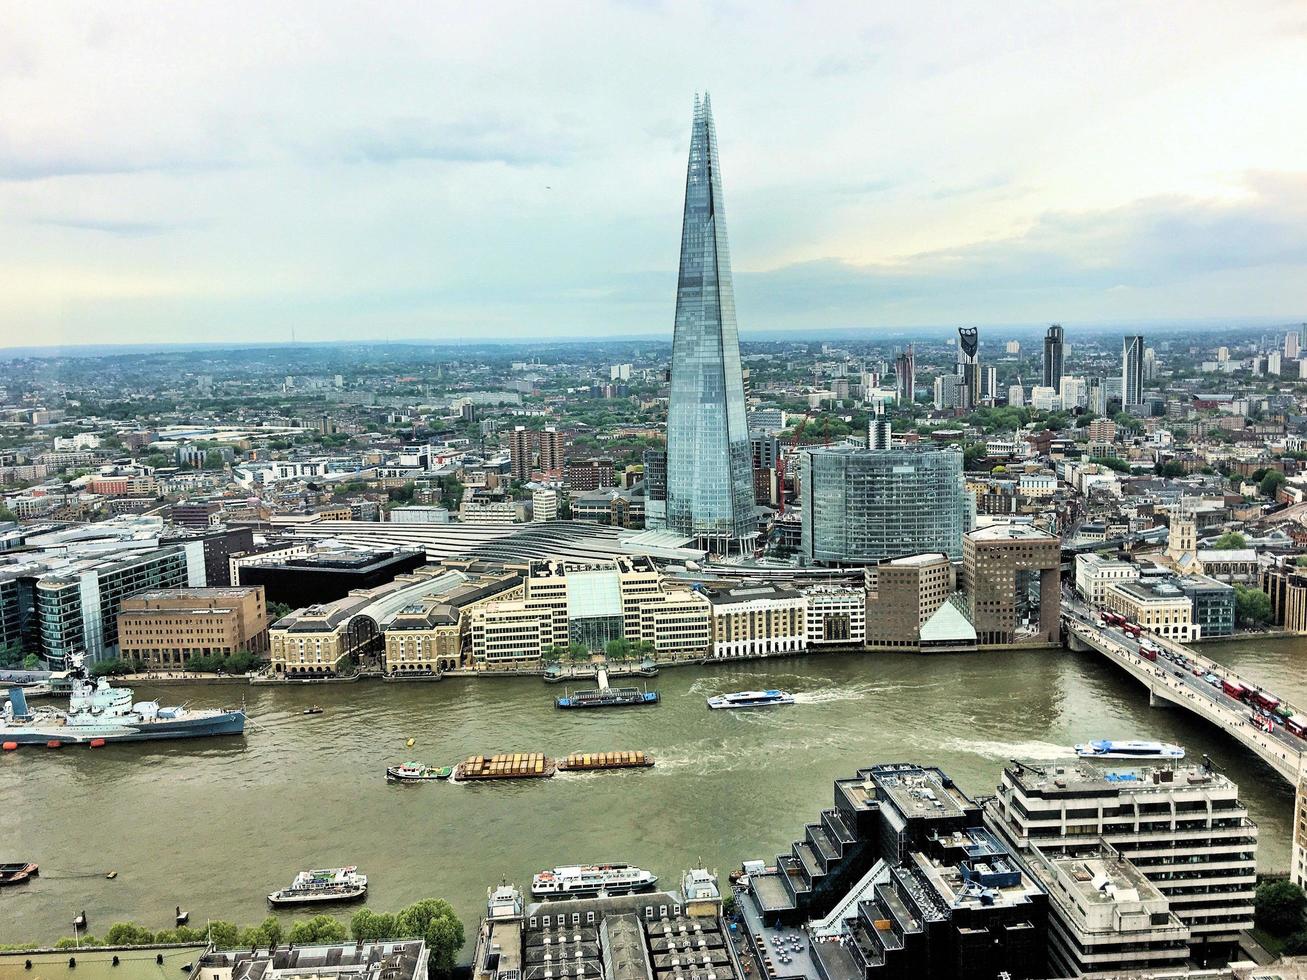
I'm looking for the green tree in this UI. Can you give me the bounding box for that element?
[1154,461,1185,478]
[237,916,283,949]
[268,601,294,621]
[0,505,17,523]
[22,654,39,670]
[1212,531,1248,550]
[105,923,156,946]
[1089,456,1130,474]
[208,921,241,948]
[567,641,591,662]
[350,909,398,943]
[1261,470,1287,498]
[1256,879,1307,935]
[1234,585,1273,627]
[394,899,465,977]
[286,915,348,945]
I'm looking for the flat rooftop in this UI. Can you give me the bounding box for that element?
[1007,761,1232,796]
[0,946,208,980]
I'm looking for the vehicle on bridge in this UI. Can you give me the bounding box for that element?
[1287,714,1307,739]
[1138,640,1159,661]
[1222,679,1251,701]
[1251,690,1281,713]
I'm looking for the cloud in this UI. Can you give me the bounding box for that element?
[331,116,578,168]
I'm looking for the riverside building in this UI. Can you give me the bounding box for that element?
[799,444,971,564]
[986,761,1257,960]
[960,524,1060,646]
[117,586,269,667]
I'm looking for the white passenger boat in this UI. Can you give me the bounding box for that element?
[706,690,795,710]
[1074,739,1184,760]
[531,863,658,898]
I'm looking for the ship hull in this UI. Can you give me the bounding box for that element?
[267,886,367,907]
[1,711,246,745]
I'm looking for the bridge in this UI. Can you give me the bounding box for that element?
[1062,595,1306,786]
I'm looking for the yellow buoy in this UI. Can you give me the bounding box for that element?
[406,738,415,748]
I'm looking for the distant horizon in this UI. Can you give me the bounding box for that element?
[1,315,1305,360]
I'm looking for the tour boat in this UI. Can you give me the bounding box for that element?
[386,762,452,782]
[1074,739,1185,760]
[531,863,658,898]
[707,690,795,710]
[267,866,368,907]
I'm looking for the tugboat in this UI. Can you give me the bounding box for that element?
[707,690,795,710]
[531,864,658,898]
[268,867,368,907]
[386,762,452,782]
[0,862,39,887]
[1,656,245,745]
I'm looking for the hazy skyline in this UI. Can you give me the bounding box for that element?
[2,2,1306,347]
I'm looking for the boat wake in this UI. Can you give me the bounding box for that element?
[792,682,883,705]
[937,737,1074,761]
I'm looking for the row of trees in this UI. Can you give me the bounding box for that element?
[541,638,658,663]
[90,648,265,677]
[3,899,465,977]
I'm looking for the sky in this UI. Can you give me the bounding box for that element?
[2,1,1306,348]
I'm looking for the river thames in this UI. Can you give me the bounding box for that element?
[3,637,1304,947]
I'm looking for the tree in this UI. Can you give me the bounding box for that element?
[394,899,465,977]
[268,601,294,621]
[567,641,591,662]
[1154,461,1186,479]
[1261,470,1287,499]
[350,909,398,943]
[1256,879,1307,935]
[286,915,348,945]
[1089,456,1130,474]
[1234,585,1273,627]
[237,916,283,949]
[105,923,156,946]
[208,921,241,948]
[1212,531,1248,550]
[0,505,17,524]
[22,654,39,670]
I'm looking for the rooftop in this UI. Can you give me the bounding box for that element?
[0,946,207,980]
[1006,761,1234,797]
[966,523,1059,543]
[200,941,427,980]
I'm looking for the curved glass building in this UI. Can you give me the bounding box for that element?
[799,445,972,564]
[665,94,757,553]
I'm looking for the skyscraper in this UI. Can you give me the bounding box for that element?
[1122,335,1145,408]
[895,346,915,404]
[665,94,756,552]
[1042,324,1064,392]
[956,327,979,410]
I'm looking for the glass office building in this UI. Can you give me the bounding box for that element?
[665,94,756,553]
[800,445,972,564]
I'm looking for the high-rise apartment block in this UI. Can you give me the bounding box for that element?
[508,426,565,481]
[895,346,916,405]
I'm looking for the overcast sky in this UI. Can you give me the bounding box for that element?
[2,1,1306,347]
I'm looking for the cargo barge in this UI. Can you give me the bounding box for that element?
[454,752,556,781]
[555,687,659,709]
[557,750,654,772]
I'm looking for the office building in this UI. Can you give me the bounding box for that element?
[382,568,524,674]
[1043,324,1065,392]
[804,585,866,647]
[705,583,806,658]
[988,761,1256,958]
[33,546,203,666]
[530,487,558,522]
[737,763,1047,980]
[933,373,962,410]
[866,403,891,450]
[239,548,426,607]
[1074,553,1140,605]
[749,431,781,470]
[641,448,667,530]
[1122,335,1145,409]
[800,445,970,564]
[1025,842,1189,976]
[1103,578,1198,642]
[1263,562,1307,633]
[1007,384,1024,407]
[1287,331,1301,359]
[1177,573,1236,638]
[961,524,1060,646]
[162,525,254,588]
[1295,777,1307,890]
[864,553,976,652]
[664,94,756,553]
[117,587,269,667]
[895,345,916,404]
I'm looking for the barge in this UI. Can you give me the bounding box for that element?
[557,750,654,772]
[454,752,555,781]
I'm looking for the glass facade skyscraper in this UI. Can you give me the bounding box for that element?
[665,94,757,553]
[800,445,972,565]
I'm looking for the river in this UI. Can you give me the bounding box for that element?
[3,637,1305,948]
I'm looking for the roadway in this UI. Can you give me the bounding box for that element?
[1061,590,1306,785]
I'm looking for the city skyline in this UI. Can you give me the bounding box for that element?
[1,4,1305,347]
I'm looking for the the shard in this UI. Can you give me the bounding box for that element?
[665,94,757,553]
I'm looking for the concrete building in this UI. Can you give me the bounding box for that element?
[705,583,806,659]
[1123,335,1146,409]
[1074,553,1141,605]
[565,457,616,491]
[961,524,1060,646]
[635,588,712,659]
[117,586,269,666]
[1102,578,1197,642]
[1178,573,1236,638]
[1025,842,1189,976]
[389,504,452,524]
[509,426,565,481]
[1263,563,1307,633]
[199,941,428,980]
[531,487,558,522]
[1295,776,1307,890]
[1043,323,1065,392]
[987,761,1256,958]
[382,569,524,674]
